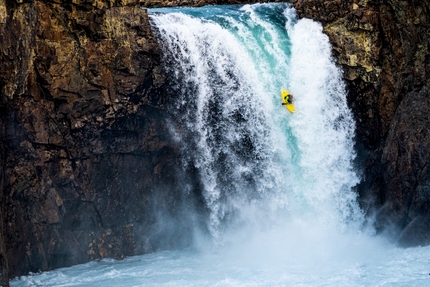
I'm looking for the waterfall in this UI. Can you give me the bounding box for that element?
[150,3,365,243]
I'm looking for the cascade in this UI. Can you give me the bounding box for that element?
[150,3,364,242]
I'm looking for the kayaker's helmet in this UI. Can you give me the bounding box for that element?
[290,94,294,99]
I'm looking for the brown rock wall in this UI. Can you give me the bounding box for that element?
[0,96,7,287]
[1,1,9,285]
[293,0,352,24]
[0,0,199,282]
[381,87,430,246]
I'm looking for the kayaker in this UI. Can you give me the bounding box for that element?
[282,93,293,105]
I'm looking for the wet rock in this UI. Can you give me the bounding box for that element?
[293,0,352,24]
[397,215,430,247]
[381,87,430,244]
[0,99,7,287]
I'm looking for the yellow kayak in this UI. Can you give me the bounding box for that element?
[281,88,295,113]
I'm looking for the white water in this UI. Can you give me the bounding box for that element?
[11,4,430,286]
[151,3,362,243]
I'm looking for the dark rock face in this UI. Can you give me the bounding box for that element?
[293,0,353,23]
[294,0,430,245]
[382,87,430,246]
[0,0,202,283]
[0,100,6,287]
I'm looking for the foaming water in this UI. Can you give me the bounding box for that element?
[151,3,363,243]
[11,243,430,286]
[287,15,363,231]
[10,4,430,286]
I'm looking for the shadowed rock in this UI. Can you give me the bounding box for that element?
[0,0,201,282]
[381,87,430,246]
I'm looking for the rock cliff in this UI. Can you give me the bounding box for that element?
[293,0,430,244]
[0,0,203,284]
[0,104,6,287]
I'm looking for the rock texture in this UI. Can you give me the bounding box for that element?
[0,0,203,284]
[293,0,430,244]
[0,101,6,287]
[383,87,430,247]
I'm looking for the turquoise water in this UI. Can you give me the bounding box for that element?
[11,4,430,286]
[151,2,362,239]
[10,243,430,286]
